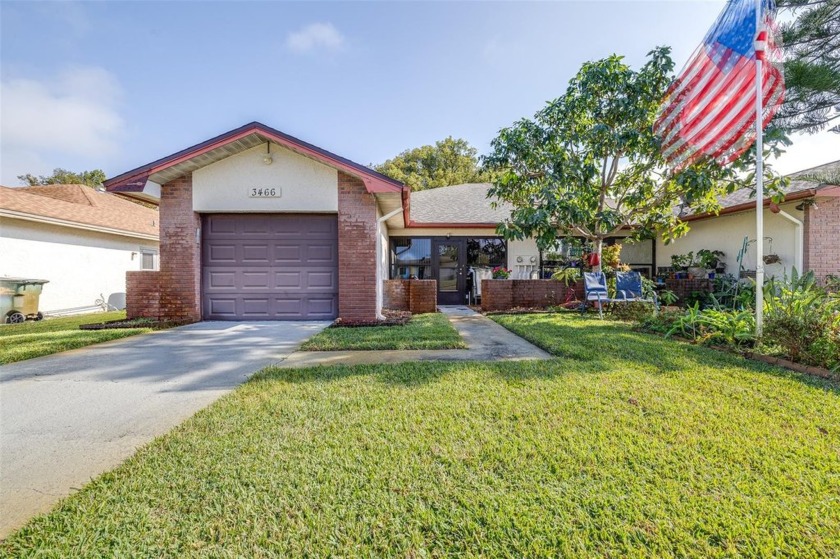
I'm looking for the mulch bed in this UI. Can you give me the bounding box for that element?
[79,318,186,330]
[330,310,412,328]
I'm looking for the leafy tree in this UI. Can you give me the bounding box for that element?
[375,137,495,191]
[17,168,107,188]
[484,47,762,269]
[775,0,840,133]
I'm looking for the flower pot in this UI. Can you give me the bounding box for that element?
[688,266,705,278]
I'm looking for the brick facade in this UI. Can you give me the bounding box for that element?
[158,176,201,322]
[126,271,160,319]
[383,279,437,314]
[481,279,583,312]
[338,172,378,321]
[804,197,840,282]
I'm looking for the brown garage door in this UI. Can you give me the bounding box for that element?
[202,214,338,320]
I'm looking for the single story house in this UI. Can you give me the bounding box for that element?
[106,122,837,323]
[0,184,160,315]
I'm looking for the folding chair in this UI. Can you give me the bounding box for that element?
[582,272,610,318]
[614,271,658,309]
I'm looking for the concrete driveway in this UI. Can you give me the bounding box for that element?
[0,320,328,538]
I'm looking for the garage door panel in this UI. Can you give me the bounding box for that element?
[241,271,270,289]
[307,271,336,289]
[208,298,237,317]
[274,245,302,263]
[242,244,270,263]
[307,244,335,262]
[275,271,302,288]
[207,271,236,289]
[202,214,338,320]
[207,244,237,264]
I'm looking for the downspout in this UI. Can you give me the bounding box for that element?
[375,206,404,320]
[775,208,804,273]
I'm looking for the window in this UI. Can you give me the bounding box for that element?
[140,250,158,271]
[466,238,506,268]
[390,238,431,279]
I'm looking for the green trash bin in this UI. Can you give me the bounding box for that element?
[0,278,50,324]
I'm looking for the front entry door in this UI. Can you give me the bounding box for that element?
[433,239,466,305]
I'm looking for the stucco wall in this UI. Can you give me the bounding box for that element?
[507,238,540,278]
[192,143,338,213]
[656,203,803,277]
[0,219,158,314]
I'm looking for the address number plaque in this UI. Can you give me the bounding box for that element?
[248,187,282,198]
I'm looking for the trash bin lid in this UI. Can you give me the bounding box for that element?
[0,277,50,284]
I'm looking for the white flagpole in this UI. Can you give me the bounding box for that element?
[755,0,765,337]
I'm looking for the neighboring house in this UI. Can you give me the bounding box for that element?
[0,184,160,316]
[105,122,836,323]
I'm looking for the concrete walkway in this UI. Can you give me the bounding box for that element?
[278,306,551,368]
[0,321,329,538]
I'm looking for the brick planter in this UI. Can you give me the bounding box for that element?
[383,279,437,314]
[481,279,584,312]
[126,271,161,319]
[664,278,713,306]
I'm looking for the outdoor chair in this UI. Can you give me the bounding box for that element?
[582,272,610,318]
[614,271,658,308]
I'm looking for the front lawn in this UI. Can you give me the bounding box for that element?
[299,312,466,351]
[4,314,839,557]
[0,311,153,365]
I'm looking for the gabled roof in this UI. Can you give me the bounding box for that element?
[407,183,510,227]
[0,184,159,240]
[104,122,404,196]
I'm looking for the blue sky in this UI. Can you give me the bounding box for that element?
[1,0,836,185]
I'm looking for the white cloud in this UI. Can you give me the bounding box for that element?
[0,66,125,184]
[286,22,345,54]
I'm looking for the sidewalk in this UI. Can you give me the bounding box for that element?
[278,306,551,368]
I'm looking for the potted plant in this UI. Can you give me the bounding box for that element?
[671,253,692,279]
[492,266,512,279]
[697,249,725,278]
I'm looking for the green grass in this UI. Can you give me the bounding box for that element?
[3,314,839,557]
[299,312,466,351]
[0,311,153,365]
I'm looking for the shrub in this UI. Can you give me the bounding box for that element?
[762,269,840,370]
[609,301,656,323]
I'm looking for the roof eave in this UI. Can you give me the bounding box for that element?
[104,122,403,195]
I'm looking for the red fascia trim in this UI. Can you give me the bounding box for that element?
[105,122,403,195]
[682,189,817,222]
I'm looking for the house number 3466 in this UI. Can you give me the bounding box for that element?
[249,188,281,198]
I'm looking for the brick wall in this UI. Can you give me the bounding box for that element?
[481,279,583,312]
[158,175,201,322]
[338,172,378,321]
[383,279,437,314]
[663,278,713,306]
[408,280,436,313]
[804,197,840,282]
[126,271,160,319]
[383,279,409,310]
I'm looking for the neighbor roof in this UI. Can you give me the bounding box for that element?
[408,183,512,225]
[104,121,404,196]
[0,184,159,240]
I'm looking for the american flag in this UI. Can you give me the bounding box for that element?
[654,0,784,168]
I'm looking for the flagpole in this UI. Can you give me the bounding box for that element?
[755,0,765,337]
